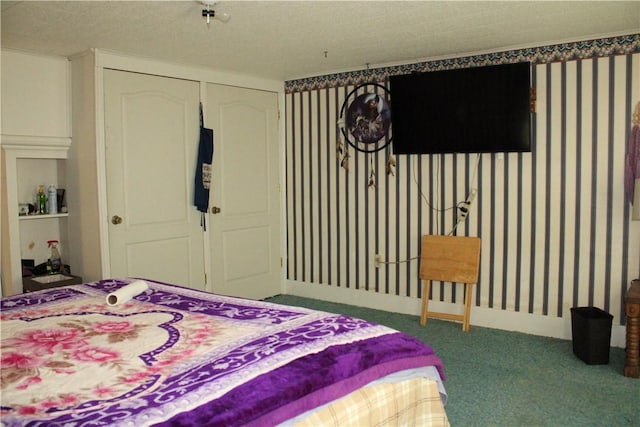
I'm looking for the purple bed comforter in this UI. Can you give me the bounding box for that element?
[0,278,444,426]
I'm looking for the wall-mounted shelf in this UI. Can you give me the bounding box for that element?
[19,213,69,221]
[1,138,72,297]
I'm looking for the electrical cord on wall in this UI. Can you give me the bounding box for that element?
[446,153,481,235]
[376,255,420,266]
[413,155,457,230]
[448,186,477,235]
[377,153,481,267]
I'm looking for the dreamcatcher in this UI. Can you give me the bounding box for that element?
[337,83,395,187]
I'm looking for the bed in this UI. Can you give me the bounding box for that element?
[0,278,449,426]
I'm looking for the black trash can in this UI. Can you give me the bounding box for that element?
[570,307,613,365]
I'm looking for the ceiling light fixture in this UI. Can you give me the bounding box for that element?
[200,0,231,26]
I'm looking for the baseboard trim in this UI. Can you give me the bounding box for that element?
[284,280,626,348]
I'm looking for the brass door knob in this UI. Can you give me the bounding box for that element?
[211,206,221,214]
[111,215,123,225]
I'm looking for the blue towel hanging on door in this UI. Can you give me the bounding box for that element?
[194,103,213,230]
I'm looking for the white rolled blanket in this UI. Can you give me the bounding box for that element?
[106,280,149,306]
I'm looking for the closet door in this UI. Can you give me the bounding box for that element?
[104,70,205,289]
[206,84,281,299]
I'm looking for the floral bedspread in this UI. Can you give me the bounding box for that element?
[0,278,444,426]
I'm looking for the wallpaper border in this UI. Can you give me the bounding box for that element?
[284,33,640,93]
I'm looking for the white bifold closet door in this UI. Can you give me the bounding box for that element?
[104,70,205,290]
[206,84,282,300]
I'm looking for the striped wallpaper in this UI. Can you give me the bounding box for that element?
[284,37,640,325]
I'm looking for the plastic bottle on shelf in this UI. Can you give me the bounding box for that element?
[37,185,47,214]
[48,240,61,273]
[47,184,58,214]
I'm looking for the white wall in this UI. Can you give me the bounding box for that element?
[1,49,70,138]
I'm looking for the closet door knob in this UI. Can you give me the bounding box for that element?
[111,215,123,225]
[211,206,221,214]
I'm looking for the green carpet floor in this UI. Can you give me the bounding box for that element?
[266,294,640,426]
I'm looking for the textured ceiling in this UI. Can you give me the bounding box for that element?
[2,1,639,81]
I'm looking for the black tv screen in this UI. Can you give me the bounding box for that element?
[390,62,532,154]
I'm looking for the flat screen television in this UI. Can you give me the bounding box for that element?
[390,62,532,154]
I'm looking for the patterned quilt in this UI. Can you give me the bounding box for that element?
[0,278,445,426]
